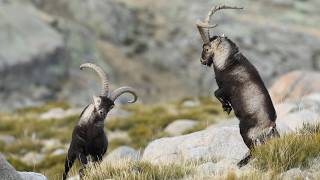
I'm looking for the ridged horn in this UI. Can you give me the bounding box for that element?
[196,5,243,43]
[196,21,213,44]
[80,63,109,97]
[109,86,137,103]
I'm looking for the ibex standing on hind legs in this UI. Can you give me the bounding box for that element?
[62,63,138,180]
[196,5,279,167]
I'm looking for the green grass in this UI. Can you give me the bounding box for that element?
[106,97,227,148]
[0,97,227,179]
[83,160,194,180]
[252,124,320,173]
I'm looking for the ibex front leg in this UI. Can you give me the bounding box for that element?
[214,88,232,114]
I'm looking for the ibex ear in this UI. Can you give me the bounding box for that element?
[92,96,101,109]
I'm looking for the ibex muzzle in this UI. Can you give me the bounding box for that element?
[196,5,242,67]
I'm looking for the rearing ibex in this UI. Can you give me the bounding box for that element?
[62,63,138,180]
[196,5,279,167]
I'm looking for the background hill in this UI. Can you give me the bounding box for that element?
[1,0,320,110]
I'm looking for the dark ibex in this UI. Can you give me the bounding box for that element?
[196,5,279,167]
[62,63,138,180]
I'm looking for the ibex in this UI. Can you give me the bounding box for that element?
[196,5,279,167]
[62,63,138,179]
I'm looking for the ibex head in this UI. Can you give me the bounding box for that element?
[196,5,242,68]
[80,63,138,117]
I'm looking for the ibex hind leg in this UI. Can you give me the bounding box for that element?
[238,128,254,168]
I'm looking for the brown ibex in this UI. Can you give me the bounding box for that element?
[196,5,279,167]
[62,63,138,179]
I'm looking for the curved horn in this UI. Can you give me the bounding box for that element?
[196,5,243,42]
[109,86,138,103]
[80,63,109,97]
[196,21,212,44]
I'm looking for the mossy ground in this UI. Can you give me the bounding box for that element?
[0,97,227,179]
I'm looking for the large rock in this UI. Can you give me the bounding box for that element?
[164,119,198,136]
[0,2,67,110]
[270,71,320,103]
[142,126,248,164]
[0,154,23,180]
[278,109,319,131]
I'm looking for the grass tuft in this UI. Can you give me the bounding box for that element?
[83,160,194,180]
[252,129,320,172]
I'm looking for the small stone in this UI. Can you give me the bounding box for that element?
[21,152,44,166]
[106,107,131,119]
[280,168,311,180]
[42,139,61,151]
[104,146,140,162]
[182,100,200,108]
[0,135,16,145]
[164,119,198,136]
[40,108,81,120]
[18,172,47,180]
[52,149,65,156]
[108,131,130,141]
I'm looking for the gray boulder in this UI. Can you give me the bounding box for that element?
[0,154,23,180]
[0,3,66,110]
[278,110,319,131]
[142,126,248,164]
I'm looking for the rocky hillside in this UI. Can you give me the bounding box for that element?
[1,0,320,110]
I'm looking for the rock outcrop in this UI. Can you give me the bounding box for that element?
[142,126,248,164]
[270,71,320,103]
[0,154,23,180]
[0,3,66,111]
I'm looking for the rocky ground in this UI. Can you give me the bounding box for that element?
[1,71,320,179]
[1,0,320,110]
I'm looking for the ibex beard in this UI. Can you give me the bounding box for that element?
[196,5,279,167]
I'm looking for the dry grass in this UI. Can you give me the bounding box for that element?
[83,159,194,180]
[252,123,320,173]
